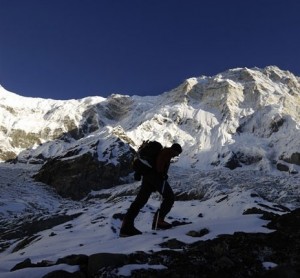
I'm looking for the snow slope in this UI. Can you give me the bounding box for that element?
[0,162,298,277]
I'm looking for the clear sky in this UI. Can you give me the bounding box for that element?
[0,0,299,100]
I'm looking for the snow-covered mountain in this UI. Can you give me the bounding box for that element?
[1,66,300,277]
[1,66,300,173]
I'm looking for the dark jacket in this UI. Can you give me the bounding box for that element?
[155,148,174,177]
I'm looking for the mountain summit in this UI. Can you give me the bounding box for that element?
[1,66,300,176]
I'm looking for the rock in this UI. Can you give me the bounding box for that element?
[243,207,278,220]
[87,253,128,277]
[224,153,242,170]
[267,208,300,232]
[276,163,289,172]
[56,254,89,266]
[42,270,85,278]
[159,238,187,249]
[186,228,209,238]
[283,152,300,166]
[10,258,33,271]
[34,139,135,200]
[12,235,41,253]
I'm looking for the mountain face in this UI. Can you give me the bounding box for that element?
[1,66,300,197]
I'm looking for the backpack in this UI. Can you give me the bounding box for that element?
[132,140,163,178]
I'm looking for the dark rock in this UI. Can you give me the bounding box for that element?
[277,163,289,172]
[56,254,89,266]
[186,228,209,238]
[220,150,263,170]
[243,207,278,220]
[87,253,128,276]
[11,258,55,272]
[42,270,85,278]
[10,258,33,271]
[159,238,187,249]
[224,153,242,170]
[269,117,285,133]
[12,235,41,253]
[216,195,228,203]
[175,190,200,200]
[258,203,290,213]
[290,168,299,174]
[266,208,300,232]
[282,152,300,166]
[34,139,135,200]
[236,150,263,165]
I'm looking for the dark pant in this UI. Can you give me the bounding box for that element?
[125,173,174,224]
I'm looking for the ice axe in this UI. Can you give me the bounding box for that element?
[153,179,166,230]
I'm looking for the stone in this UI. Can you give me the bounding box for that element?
[277,163,289,172]
[10,258,33,271]
[283,152,300,166]
[34,139,135,200]
[87,253,128,276]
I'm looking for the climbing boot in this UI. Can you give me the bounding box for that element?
[120,219,142,237]
[152,212,172,230]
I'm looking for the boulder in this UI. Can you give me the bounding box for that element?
[34,139,135,200]
[283,152,300,166]
[276,163,289,172]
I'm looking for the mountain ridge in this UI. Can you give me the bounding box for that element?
[1,65,300,174]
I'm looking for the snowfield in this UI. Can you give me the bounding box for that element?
[0,162,298,277]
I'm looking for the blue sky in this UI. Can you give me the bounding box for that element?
[0,0,299,99]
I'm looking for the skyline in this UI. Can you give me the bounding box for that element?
[1,0,300,100]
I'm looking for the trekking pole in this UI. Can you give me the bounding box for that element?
[154,179,166,230]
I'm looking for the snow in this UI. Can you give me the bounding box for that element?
[0,162,298,277]
[1,66,300,276]
[0,85,106,148]
[262,261,278,270]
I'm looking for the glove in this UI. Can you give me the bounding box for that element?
[163,174,168,180]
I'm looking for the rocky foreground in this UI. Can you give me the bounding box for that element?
[9,208,300,278]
